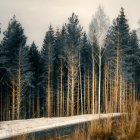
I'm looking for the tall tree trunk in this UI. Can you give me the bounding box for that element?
[12,79,15,120]
[17,58,21,120]
[60,61,63,116]
[120,75,122,112]
[67,72,70,116]
[47,64,51,117]
[84,71,86,114]
[37,87,40,117]
[98,52,101,114]
[104,64,107,113]
[32,90,34,117]
[71,65,74,116]
[0,85,2,121]
[92,52,95,114]
[77,74,80,115]
[28,88,31,118]
[80,68,83,115]
[87,69,90,113]
[57,84,59,117]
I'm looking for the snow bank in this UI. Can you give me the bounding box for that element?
[0,113,121,139]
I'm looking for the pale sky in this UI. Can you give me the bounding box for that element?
[0,0,140,49]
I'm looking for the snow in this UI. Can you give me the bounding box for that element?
[0,113,121,139]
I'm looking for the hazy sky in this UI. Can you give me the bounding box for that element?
[0,0,140,48]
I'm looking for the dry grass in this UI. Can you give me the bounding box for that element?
[114,100,138,140]
[65,99,140,140]
[88,118,113,140]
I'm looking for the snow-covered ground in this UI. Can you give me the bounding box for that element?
[0,113,121,139]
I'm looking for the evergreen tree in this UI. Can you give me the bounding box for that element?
[29,42,42,117]
[1,16,26,76]
[64,13,83,115]
[129,30,140,95]
[81,33,92,114]
[0,16,27,120]
[41,25,55,117]
[14,45,32,119]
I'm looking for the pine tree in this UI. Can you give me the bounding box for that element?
[1,16,27,120]
[80,33,92,114]
[14,45,32,119]
[65,13,83,115]
[129,30,140,99]
[41,25,55,117]
[29,42,42,118]
[105,8,136,112]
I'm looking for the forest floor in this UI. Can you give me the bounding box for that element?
[0,113,121,140]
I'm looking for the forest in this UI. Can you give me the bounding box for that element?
[0,7,140,121]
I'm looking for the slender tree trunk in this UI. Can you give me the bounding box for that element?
[106,64,109,113]
[71,65,74,116]
[120,75,122,112]
[109,66,112,112]
[37,87,40,117]
[0,85,2,121]
[32,90,34,117]
[17,59,21,120]
[115,46,120,112]
[47,64,51,117]
[104,64,107,113]
[29,88,31,118]
[98,52,101,114]
[84,71,86,114]
[77,74,80,115]
[95,70,97,113]
[67,72,70,116]
[12,79,15,120]
[7,87,10,120]
[57,85,60,117]
[4,85,6,120]
[87,69,90,113]
[80,68,83,115]
[92,52,95,114]
[60,61,63,116]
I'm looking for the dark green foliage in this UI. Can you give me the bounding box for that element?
[1,16,26,76]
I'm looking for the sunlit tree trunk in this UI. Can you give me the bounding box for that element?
[87,69,90,114]
[12,79,15,120]
[92,49,95,114]
[60,61,63,116]
[57,84,60,117]
[67,72,70,116]
[47,64,51,117]
[84,71,86,114]
[17,56,21,120]
[104,64,107,113]
[98,49,101,114]
[77,74,80,115]
[71,65,74,116]
[79,58,83,115]
[94,71,97,114]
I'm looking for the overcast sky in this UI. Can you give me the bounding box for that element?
[0,0,140,49]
